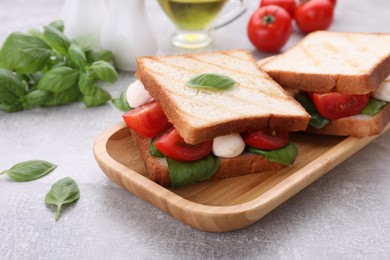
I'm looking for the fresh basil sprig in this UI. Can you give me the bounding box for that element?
[361,98,387,116]
[295,93,330,129]
[186,73,239,91]
[246,142,298,165]
[167,155,220,188]
[45,177,80,221]
[0,160,57,182]
[0,20,118,113]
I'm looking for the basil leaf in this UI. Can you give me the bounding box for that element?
[361,98,387,116]
[0,69,26,102]
[167,155,220,188]
[149,134,166,158]
[27,28,43,39]
[0,160,57,182]
[72,35,96,52]
[86,49,114,64]
[79,72,94,95]
[43,25,70,56]
[0,32,51,73]
[48,20,64,32]
[111,90,132,112]
[246,142,298,165]
[295,93,330,129]
[89,61,118,83]
[82,86,111,107]
[68,43,87,69]
[37,67,79,93]
[45,177,80,221]
[186,73,239,91]
[43,84,81,106]
[0,102,23,113]
[24,89,52,108]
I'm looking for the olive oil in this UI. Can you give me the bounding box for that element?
[158,0,228,30]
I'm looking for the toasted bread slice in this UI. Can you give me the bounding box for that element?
[136,49,309,144]
[306,103,390,137]
[261,31,390,94]
[131,130,287,187]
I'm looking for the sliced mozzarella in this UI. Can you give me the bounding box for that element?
[126,80,152,108]
[372,76,390,102]
[212,134,245,158]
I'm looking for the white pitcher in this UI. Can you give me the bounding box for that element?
[62,0,107,48]
[100,0,158,71]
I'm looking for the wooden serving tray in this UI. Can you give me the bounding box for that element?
[93,122,389,232]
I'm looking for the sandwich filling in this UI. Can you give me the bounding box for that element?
[120,80,299,188]
[294,76,390,129]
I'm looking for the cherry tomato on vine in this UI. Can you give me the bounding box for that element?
[295,0,334,34]
[247,5,293,52]
[260,0,296,18]
[311,92,370,120]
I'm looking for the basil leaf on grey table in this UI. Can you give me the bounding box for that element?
[37,67,79,93]
[0,69,27,98]
[43,25,71,56]
[48,20,64,32]
[24,89,52,109]
[82,86,111,107]
[0,32,51,73]
[90,60,118,83]
[78,72,95,96]
[68,43,87,69]
[86,49,114,64]
[72,35,96,52]
[43,84,81,106]
[45,177,80,221]
[0,160,57,182]
[186,73,239,91]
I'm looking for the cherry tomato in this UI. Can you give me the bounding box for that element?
[122,100,171,138]
[260,0,296,18]
[154,128,213,161]
[242,129,289,150]
[311,92,370,120]
[247,5,293,52]
[295,0,334,34]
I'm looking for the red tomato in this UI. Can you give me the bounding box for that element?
[242,129,289,150]
[311,92,370,120]
[154,128,213,161]
[295,0,334,34]
[247,5,293,52]
[328,0,336,6]
[260,0,296,18]
[122,100,171,138]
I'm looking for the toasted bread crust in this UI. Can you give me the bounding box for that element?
[131,130,287,187]
[262,31,390,94]
[136,49,309,144]
[307,103,390,136]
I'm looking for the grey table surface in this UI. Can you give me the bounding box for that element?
[1,0,390,259]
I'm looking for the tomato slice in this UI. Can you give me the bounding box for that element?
[311,92,370,120]
[154,128,212,161]
[122,100,171,138]
[242,129,289,150]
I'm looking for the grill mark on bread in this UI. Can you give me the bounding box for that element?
[299,44,321,66]
[322,41,339,54]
